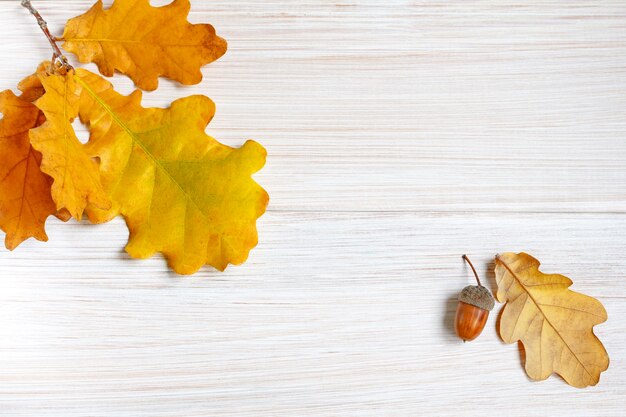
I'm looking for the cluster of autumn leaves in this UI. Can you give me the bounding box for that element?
[0,0,268,274]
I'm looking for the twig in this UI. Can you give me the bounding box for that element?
[20,0,72,70]
[462,254,482,287]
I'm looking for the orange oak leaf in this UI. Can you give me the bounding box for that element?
[0,69,58,249]
[29,67,110,219]
[61,0,228,91]
[17,64,73,224]
[495,252,609,388]
[72,69,267,274]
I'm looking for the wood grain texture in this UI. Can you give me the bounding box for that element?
[1,1,625,415]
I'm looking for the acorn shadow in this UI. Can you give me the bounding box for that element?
[443,294,459,342]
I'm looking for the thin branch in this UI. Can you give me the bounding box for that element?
[20,0,72,69]
[462,254,482,286]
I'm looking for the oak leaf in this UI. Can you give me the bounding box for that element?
[16,67,46,103]
[0,88,50,248]
[61,0,227,91]
[29,67,110,219]
[495,252,609,388]
[70,69,267,274]
[0,66,69,249]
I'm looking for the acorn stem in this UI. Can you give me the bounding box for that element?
[462,254,482,286]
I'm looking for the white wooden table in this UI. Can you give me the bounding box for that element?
[1,1,625,415]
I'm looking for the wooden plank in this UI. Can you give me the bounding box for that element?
[1,212,625,415]
[0,1,625,212]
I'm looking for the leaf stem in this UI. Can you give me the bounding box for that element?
[20,0,72,70]
[462,254,482,286]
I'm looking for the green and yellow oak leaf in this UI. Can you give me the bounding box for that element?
[29,66,110,220]
[495,252,609,388]
[0,66,68,249]
[61,0,228,91]
[46,68,266,274]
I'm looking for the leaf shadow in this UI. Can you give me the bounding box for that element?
[484,258,497,295]
[495,303,504,341]
[517,340,527,370]
[496,308,532,382]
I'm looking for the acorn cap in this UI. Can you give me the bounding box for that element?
[458,285,495,311]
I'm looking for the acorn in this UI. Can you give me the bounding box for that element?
[455,255,495,341]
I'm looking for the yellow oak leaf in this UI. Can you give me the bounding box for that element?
[73,69,267,274]
[61,0,228,91]
[495,252,609,388]
[18,64,73,224]
[0,68,59,249]
[16,67,46,103]
[29,66,110,220]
